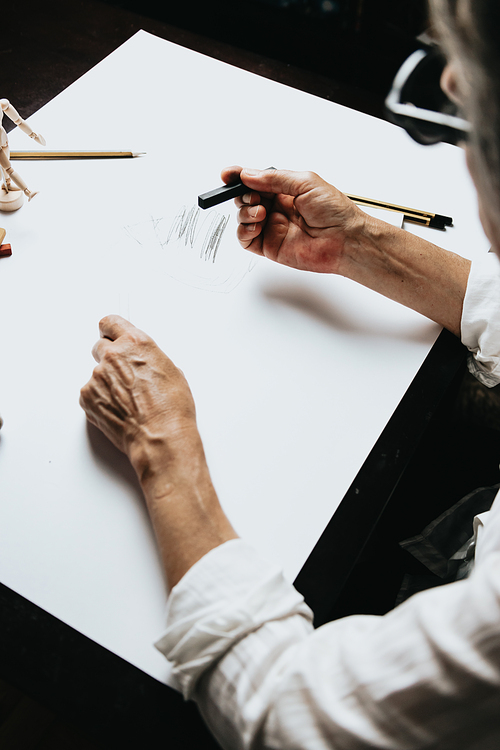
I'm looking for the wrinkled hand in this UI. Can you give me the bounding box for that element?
[80,315,198,479]
[81,315,238,585]
[221,166,366,274]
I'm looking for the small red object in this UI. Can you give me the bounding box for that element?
[0,243,12,257]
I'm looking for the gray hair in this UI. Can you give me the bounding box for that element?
[430,0,500,209]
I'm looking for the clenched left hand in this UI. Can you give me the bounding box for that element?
[80,315,199,482]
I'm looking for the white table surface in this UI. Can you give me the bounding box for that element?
[0,30,490,686]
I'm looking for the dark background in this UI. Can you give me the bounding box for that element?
[4,0,430,135]
[101,0,428,117]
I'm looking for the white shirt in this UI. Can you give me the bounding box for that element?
[155,254,500,750]
[461,251,500,386]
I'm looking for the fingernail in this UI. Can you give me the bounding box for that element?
[247,223,256,232]
[243,169,260,177]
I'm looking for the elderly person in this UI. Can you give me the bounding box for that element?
[80,0,500,747]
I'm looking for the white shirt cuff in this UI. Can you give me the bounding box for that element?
[154,539,313,699]
[462,252,500,387]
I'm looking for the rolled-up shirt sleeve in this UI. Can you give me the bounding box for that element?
[461,251,500,386]
[155,537,500,750]
[155,539,314,699]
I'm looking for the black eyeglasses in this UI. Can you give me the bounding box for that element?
[385,46,472,146]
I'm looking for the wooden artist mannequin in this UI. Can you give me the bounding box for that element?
[0,99,46,212]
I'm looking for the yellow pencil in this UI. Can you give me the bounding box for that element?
[10,151,145,159]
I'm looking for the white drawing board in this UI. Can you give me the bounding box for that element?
[0,31,490,686]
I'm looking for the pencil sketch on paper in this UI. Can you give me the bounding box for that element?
[166,204,229,263]
[123,203,257,293]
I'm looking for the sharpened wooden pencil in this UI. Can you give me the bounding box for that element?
[10,151,145,159]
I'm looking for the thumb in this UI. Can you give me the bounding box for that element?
[240,168,321,198]
[99,314,138,341]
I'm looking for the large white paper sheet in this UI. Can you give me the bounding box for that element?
[0,31,490,685]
